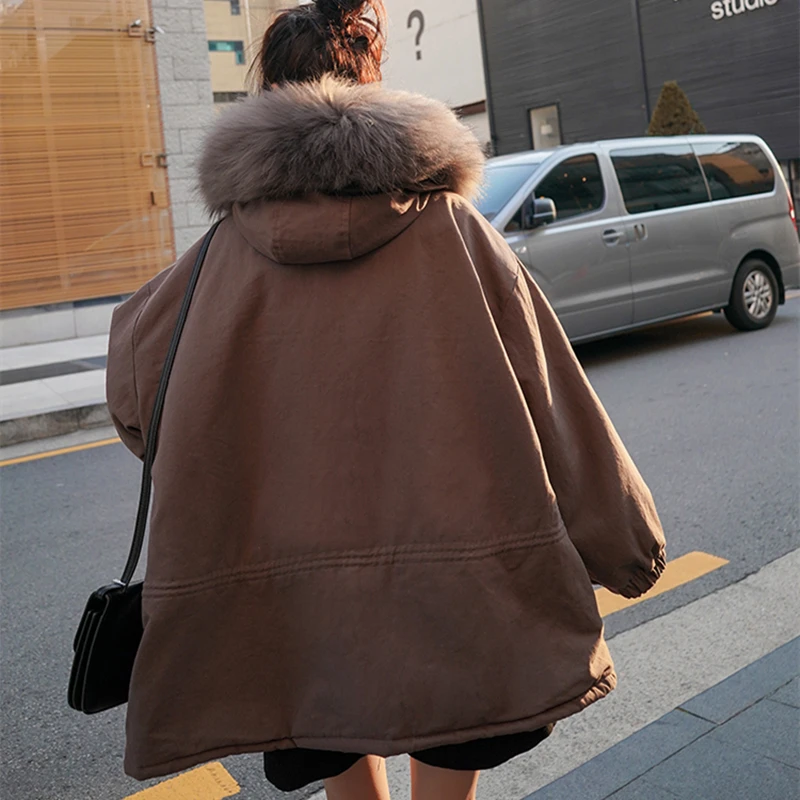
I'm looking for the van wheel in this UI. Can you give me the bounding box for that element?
[724,259,778,331]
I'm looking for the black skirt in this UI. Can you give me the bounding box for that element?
[263,725,555,792]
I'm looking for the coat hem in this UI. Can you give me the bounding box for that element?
[124,666,616,781]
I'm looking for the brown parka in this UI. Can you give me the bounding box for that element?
[106,78,666,780]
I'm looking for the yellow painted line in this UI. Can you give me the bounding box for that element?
[596,551,729,617]
[0,437,120,468]
[124,763,239,800]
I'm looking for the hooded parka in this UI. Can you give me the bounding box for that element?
[106,77,666,781]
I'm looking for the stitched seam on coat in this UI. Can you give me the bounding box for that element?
[130,282,153,440]
[450,202,519,321]
[450,207,494,310]
[498,261,523,321]
[144,526,566,597]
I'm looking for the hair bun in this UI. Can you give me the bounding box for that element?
[314,0,367,24]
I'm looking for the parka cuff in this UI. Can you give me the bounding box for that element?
[616,544,667,599]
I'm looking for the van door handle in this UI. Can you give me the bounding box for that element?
[602,229,622,246]
[633,223,648,241]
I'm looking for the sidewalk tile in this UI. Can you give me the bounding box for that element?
[643,735,800,800]
[40,370,107,408]
[0,334,109,371]
[0,380,67,421]
[679,637,800,724]
[771,677,800,709]
[708,698,800,769]
[606,778,681,799]
[523,710,712,800]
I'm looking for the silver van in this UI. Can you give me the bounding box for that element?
[478,135,800,343]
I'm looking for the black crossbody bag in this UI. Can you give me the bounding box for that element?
[68,221,221,714]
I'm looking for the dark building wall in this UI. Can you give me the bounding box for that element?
[480,0,799,160]
[639,0,799,160]
[479,1,648,154]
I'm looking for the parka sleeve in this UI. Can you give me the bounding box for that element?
[105,284,152,460]
[498,266,666,598]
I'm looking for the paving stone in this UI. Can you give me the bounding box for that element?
[771,676,800,709]
[679,637,800,724]
[643,735,800,800]
[523,710,713,800]
[709,698,800,769]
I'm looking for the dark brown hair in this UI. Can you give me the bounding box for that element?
[254,0,386,89]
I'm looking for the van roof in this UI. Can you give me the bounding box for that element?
[486,134,769,168]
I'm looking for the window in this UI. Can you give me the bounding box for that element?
[475,163,540,222]
[533,154,605,221]
[213,91,248,104]
[611,145,709,214]
[693,141,775,200]
[208,40,245,65]
[529,105,562,150]
[230,0,241,14]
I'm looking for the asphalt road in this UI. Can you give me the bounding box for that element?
[1,300,798,800]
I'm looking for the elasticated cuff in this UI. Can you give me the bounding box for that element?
[617,544,667,599]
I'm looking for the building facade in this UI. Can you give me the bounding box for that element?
[0,0,216,321]
[0,0,489,321]
[203,0,289,105]
[478,0,799,199]
[380,0,490,149]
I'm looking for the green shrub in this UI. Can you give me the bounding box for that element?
[647,81,707,135]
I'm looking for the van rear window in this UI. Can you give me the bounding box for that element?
[693,142,775,200]
[611,145,709,215]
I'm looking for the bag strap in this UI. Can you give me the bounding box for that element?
[117,220,223,587]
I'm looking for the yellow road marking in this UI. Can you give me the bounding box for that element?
[0,437,120,468]
[596,550,729,617]
[123,763,240,800]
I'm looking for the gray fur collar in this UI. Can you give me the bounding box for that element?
[198,77,485,215]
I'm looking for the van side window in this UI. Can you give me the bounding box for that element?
[533,154,605,221]
[611,145,709,215]
[692,142,775,200]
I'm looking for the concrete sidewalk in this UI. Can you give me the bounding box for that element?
[0,334,110,446]
[525,638,800,800]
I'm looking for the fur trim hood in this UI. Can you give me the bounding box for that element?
[198,77,485,216]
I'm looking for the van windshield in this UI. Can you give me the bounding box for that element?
[476,162,543,221]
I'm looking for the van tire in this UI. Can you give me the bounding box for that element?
[724,259,779,331]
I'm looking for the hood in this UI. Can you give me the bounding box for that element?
[232,192,432,265]
[198,76,485,217]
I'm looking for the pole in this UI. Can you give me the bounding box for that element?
[475,0,498,155]
[631,0,651,129]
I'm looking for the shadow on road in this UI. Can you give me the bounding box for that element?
[574,311,796,369]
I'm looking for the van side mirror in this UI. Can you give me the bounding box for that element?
[532,197,557,228]
[523,196,557,229]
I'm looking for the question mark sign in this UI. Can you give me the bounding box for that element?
[407,10,425,61]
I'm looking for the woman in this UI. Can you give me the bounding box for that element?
[106,1,666,797]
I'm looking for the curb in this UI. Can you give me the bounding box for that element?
[0,403,111,447]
